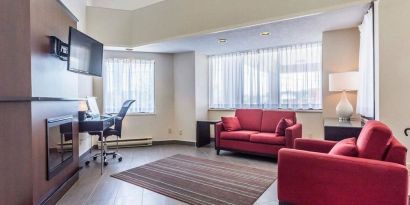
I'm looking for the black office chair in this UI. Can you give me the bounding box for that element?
[88,100,135,166]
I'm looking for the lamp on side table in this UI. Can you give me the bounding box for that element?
[329,71,359,121]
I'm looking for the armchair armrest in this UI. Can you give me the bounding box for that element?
[285,123,302,148]
[294,138,337,153]
[278,148,408,205]
[215,122,224,148]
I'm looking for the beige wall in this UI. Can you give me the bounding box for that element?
[95,51,176,141]
[86,7,133,47]
[378,0,410,161]
[195,53,209,121]
[87,0,369,47]
[173,52,197,142]
[322,28,360,119]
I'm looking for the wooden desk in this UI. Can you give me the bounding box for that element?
[196,120,221,147]
[324,118,364,141]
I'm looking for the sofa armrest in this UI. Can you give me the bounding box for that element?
[285,123,302,148]
[278,148,408,205]
[215,122,224,148]
[294,138,337,153]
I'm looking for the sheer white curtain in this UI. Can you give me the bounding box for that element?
[103,58,155,114]
[209,42,322,110]
[356,9,375,118]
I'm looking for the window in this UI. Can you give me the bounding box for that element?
[209,42,322,110]
[103,58,155,114]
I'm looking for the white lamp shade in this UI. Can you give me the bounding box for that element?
[329,71,359,92]
[79,101,89,111]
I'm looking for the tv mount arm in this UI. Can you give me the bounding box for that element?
[49,36,69,61]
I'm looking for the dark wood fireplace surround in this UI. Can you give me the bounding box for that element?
[0,0,84,204]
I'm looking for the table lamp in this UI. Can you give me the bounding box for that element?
[329,71,359,121]
[78,101,89,121]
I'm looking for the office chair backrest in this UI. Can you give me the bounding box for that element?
[114,100,136,133]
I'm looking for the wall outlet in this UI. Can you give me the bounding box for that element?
[179,130,183,135]
[168,128,172,134]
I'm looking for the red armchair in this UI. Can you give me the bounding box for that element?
[278,121,408,205]
[215,109,302,157]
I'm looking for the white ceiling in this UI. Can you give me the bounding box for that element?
[87,0,165,10]
[106,4,369,55]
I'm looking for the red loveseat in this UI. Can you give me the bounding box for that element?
[278,120,408,205]
[215,109,302,157]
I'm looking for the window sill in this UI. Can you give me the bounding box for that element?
[126,112,156,116]
[208,108,322,113]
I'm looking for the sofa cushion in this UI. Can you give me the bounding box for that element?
[275,118,294,136]
[235,109,263,131]
[356,120,393,160]
[220,130,259,141]
[261,110,296,132]
[221,117,242,131]
[250,133,286,145]
[329,137,358,157]
[383,137,407,165]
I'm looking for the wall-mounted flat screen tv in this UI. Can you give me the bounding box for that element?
[68,27,103,77]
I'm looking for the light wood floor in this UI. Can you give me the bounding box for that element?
[57,143,279,205]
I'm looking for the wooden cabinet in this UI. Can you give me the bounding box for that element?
[324,118,364,141]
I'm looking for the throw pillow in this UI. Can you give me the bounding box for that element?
[221,117,242,131]
[329,137,358,157]
[275,118,294,136]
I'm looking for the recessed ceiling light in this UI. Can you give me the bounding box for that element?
[125,48,134,51]
[260,32,271,36]
[218,39,227,43]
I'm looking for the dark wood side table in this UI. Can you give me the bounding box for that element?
[196,120,221,147]
[324,118,364,141]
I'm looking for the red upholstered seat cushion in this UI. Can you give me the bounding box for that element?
[220,130,259,141]
[275,118,294,136]
[356,120,393,160]
[221,117,242,131]
[235,109,263,131]
[261,110,296,132]
[328,137,358,157]
[250,133,286,145]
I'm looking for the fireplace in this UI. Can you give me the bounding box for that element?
[46,115,73,180]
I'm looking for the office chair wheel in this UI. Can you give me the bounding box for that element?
[85,161,90,166]
[113,154,117,159]
[118,157,123,162]
[93,156,97,161]
[104,161,108,166]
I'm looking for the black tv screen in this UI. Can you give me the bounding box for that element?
[68,27,103,77]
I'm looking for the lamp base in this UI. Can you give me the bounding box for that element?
[338,117,351,122]
[336,91,353,121]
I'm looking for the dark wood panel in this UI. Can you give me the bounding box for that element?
[0,102,33,205]
[0,0,31,96]
[324,126,362,141]
[31,101,80,205]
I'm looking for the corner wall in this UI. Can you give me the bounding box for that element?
[94,51,176,142]
[378,0,410,161]
[322,28,360,119]
[173,52,197,142]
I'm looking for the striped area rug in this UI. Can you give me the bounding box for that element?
[112,154,276,205]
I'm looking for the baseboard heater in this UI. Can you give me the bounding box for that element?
[97,137,153,149]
